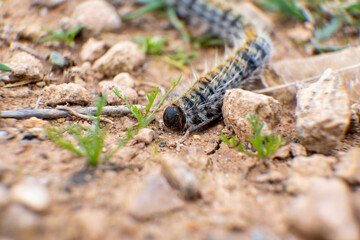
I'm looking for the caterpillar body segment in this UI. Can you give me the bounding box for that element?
[166,0,257,43]
[163,35,271,132]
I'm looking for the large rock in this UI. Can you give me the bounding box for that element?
[287,178,360,240]
[7,52,44,82]
[222,89,282,143]
[295,69,351,154]
[92,41,145,77]
[71,0,121,36]
[42,83,91,106]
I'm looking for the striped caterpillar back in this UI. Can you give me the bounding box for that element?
[163,0,271,132]
[166,0,257,43]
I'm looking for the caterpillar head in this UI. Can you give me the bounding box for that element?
[163,105,186,131]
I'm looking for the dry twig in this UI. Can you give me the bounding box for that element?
[0,105,144,119]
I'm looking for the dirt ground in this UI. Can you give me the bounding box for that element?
[0,0,360,239]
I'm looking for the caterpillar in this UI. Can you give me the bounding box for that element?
[163,0,271,132]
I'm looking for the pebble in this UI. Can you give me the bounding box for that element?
[291,154,336,178]
[335,148,360,184]
[1,204,40,234]
[222,89,282,143]
[0,185,10,207]
[287,178,360,240]
[74,209,107,239]
[255,171,286,183]
[193,135,201,140]
[285,174,312,195]
[113,72,136,88]
[270,145,291,160]
[112,146,138,163]
[6,51,44,82]
[92,41,145,77]
[129,174,184,220]
[135,128,155,144]
[98,81,138,105]
[160,154,201,200]
[71,0,121,36]
[22,117,50,129]
[11,178,50,212]
[287,26,313,42]
[295,69,351,154]
[271,143,307,160]
[80,38,107,62]
[288,143,307,157]
[42,83,91,106]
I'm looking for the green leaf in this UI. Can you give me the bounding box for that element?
[0,63,12,72]
[121,0,167,21]
[314,16,342,41]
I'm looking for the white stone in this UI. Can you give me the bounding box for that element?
[11,178,50,212]
[135,128,155,144]
[71,0,121,36]
[98,80,138,105]
[295,69,351,154]
[113,72,135,88]
[80,38,106,62]
[93,41,145,77]
[161,154,200,199]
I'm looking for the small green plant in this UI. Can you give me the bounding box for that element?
[159,49,197,70]
[46,95,108,166]
[221,114,286,160]
[38,25,83,47]
[134,36,169,55]
[113,74,182,128]
[0,63,12,72]
[46,75,181,166]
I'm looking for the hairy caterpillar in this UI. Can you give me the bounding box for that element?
[163,0,271,132]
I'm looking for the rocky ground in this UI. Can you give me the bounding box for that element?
[0,0,360,239]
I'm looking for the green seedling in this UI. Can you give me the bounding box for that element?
[134,36,169,55]
[38,25,83,47]
[0,63,12,72]
[133,36,197,70]
[159,49,197,70]
[221,114,286,160]
[121,0,190,43]
[113,74,181,128]
[46,95,108,166]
